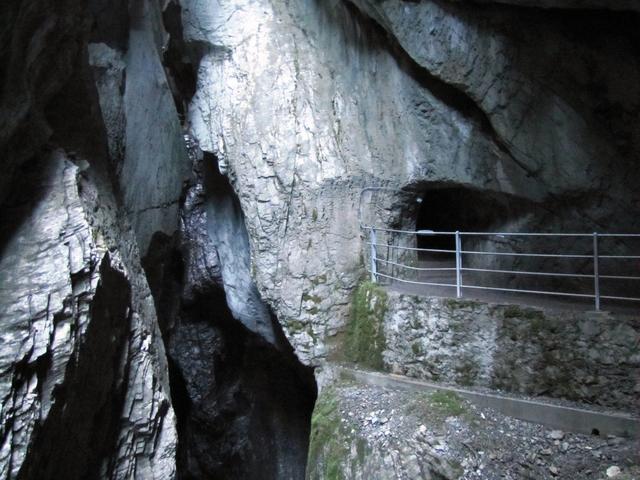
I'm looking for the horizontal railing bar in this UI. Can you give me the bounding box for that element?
[367,242,455,253]
[362,226,455,235]
[600,275,640,280]
[461,269,640,281]
[375,257,457,271]
[596,234,640,238]
[600,295,640,302]
[461,232,596,237]
[461,284,596,299]
[461,267,594,279]
[368,270,640,302]
[371,245,640,259]
[370,244,640,259]
[361,225,640,238]
[461,232,640,238]
[461,250,593,259]
[367,270,457,288]
[378,263,640,280]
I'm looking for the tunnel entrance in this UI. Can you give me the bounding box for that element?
[415,187,499,255]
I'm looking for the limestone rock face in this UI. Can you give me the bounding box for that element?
[349,0,640,204]
[0,151,177,480]
[89,0,191,255]
[0,153,105,479]
[185,0,639,365]
[0,0,182,477]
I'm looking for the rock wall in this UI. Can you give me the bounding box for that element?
[2,0,319,476]
[89,0,191,255]
[145,144,316,479]
[0,0,185,477]
[1,0,639,478]
[380,292,640,410]
[183,0,640,364]
[0,147,177,479]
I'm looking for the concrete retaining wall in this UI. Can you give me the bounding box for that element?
[382,293,640,411]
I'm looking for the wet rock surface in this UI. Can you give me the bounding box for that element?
[308,379,640,480]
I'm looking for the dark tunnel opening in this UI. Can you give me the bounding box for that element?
[415,187,502,255]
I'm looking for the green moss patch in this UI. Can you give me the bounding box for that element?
[444,298,478,310]
[429,391,467,416]
[344,281,388,370]
[405,390,467,423]
[503,305,545,321]
[302,292,323,304]
[307,389,350,480]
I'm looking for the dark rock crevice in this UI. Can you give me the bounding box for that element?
[87,0,129,50]
[144,146,317,480]
[168,291,316,480]
[160,0,199,122]
[0,0,90,205]
[17,253,132,480]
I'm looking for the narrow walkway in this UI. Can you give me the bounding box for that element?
[338,366,640,439]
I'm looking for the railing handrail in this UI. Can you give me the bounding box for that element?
[362,225,640,238]
[365,241,640,260]
[364,226,640,310]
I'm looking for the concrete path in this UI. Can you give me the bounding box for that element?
[339,366,640,439]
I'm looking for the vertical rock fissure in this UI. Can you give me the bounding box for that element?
[145,150,316,480]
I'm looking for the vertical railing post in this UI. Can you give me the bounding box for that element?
[593,232,600,311]
[455,231,462,298]
[370,228,377,283]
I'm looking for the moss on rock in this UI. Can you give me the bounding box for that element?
[503,305,545,321]
[443,298,479,310]
[306,389,350,480]
[405,390,467,423]
[344,281,388,370]
[429,390,467,417]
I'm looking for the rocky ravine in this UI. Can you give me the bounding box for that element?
[0,0,639,479]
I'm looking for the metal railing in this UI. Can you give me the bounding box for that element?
[363,226,640,311]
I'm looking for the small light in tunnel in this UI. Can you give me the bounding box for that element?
[416,197,423,203]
